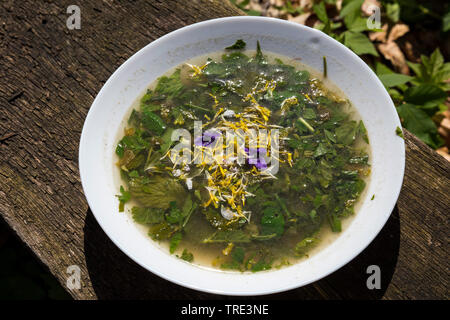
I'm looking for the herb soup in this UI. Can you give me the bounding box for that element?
[114,40,371,272]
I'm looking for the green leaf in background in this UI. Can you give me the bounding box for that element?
[443,11,450,32]
[340,0,364,29]
[403,84,447,108]
[346,16,371,32]
[378,73,413,88]
[397,103,443,149]
[281,0,303,15]
[313,1,329,23]
[386,3,401,23]
[408,49,450,90]
[340,0,364,19]
[230,0,261,16]
[375,61,395,75]
[344,31,379,56]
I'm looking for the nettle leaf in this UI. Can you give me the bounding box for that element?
[180,249,194,262]
[154,68,184,99]
[203,230,251,243]
[403,84,447,108]
[231,246,245,264]
[261,207,285,237]
[116,185,131,212]
[131,206,165,224]
[295,237,317,256]
[344,31,378,56]
[225,39,246,50]
[166,201,184,224]
[357,120,369,143]
[128,176,186,209]
[378,73,413,88]
[397,103,442,148]
[141,110,166,136]
[169,232,182,254]
[335,121,357,145]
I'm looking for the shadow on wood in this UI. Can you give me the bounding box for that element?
[83,206,400,299]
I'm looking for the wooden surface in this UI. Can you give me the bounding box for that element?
[0,0,448,300]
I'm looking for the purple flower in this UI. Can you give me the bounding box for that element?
[194,131,220,147]
[245,147,267,170]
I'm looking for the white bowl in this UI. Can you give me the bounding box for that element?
[79,16,405,296]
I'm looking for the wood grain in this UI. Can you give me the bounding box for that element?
[0,0,448,300]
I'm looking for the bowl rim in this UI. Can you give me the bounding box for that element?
[79,16,405,296]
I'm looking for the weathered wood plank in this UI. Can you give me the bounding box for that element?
[0,0,448,300]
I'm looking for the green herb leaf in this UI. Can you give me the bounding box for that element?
[225,39,246,50]
[154,69,184,99]
[141,110,166,136]
[295,237,317,256]
[169,232,182,254]
[180,249,194,262]
[128,176,186,209]
[166,201,184,224]
[335,121,357,145]
[203,230,251,243]
[395,126,404,139]
[261,207,285,237]
[131,206,165,224]
[116,185,130,212]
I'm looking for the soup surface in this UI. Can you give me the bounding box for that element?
[115,40,370,272]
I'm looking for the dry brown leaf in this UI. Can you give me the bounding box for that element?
[440,117,450,132]
[387,24,409,43]
[373,23,410,74]
[401,40,419,62]
[369,23,388,43]
[336,0,343,11]
[377,41,409,74]
[436,147,450,162]
[288,12,311,25]
[270,0,285,7]
[300,0,313,10]
[248,1,263,12]
[266,6,281,17]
